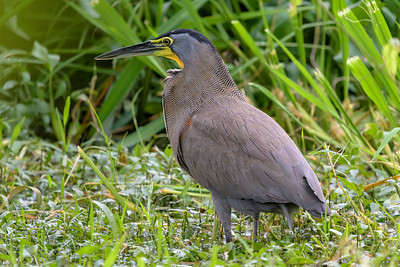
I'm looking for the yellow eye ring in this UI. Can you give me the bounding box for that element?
[162,38,172,46]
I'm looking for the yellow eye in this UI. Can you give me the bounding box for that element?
[163,38,172,46]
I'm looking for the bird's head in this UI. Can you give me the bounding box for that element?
[95,29,216,69]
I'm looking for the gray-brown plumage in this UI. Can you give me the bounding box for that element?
[96,29,331,243]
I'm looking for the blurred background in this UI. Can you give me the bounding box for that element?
[1,0,399,160]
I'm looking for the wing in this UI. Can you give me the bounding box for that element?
[177,98,325,209]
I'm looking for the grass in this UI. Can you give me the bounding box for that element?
[1,0,400,265]
[1,138,400,265]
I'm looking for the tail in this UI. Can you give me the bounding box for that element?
[306,202,331,218]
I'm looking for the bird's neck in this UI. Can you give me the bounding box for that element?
[162,53,245,152]
[173,53,244,103]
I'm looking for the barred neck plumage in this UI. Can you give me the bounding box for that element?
[161,47,243,159]
[167,45,244,105]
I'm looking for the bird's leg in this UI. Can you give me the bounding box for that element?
[253,212,260,242]
[281,204,295,238]
[281,204,294,230]
[211,194,232,243]
[211,210,217,243]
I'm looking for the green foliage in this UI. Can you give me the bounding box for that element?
[0,141,399,265]
[1,0,400,265]
[2,0,399,157]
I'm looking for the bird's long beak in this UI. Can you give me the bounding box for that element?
[95,41,162,60]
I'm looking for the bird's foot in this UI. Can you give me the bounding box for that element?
[290,231,295,239]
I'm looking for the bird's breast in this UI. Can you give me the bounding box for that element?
[162,77,195,156]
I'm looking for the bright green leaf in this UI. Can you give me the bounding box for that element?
[10,117,25,149]
[382,39,400,76]
[75,244,101,255]
[371,127,400,162]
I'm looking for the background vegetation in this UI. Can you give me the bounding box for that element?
[1,0,400,265]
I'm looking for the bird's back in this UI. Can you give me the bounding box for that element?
[173,97,329,217]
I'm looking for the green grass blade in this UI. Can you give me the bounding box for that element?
[67,0,165,74]
[371,127,400,162]
[92,200,118,237]
[251,81,338,145]
[156,0,208,34]
[0,0,34,26]
[332,0,350,99]
[130,89,145,148]
[376,69,400,110]
[265,29,338,117]
[231,20,265,63]
[336,6,382,65]
[0,186,42,210]
[63,96,70,129]
[237,235,253,257]
[121,116,165,147]
[250,82,303,126]
[314,69,367,146]
[182,0,208,37]
[156,216,163,261]
[289,0,306,67]
[55,109,66,151]
[97,60,144,122]
[262,64,328,114]
[210,244,221,266]
[382,40,400,76]
[103,234,127,267]
[347,56,395,126]
[90,201,94,240]
[366,1,393,48]
[75,244,101,256]
[78,146,129,209]
[10,117,25,149]
[90,0,136,44]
